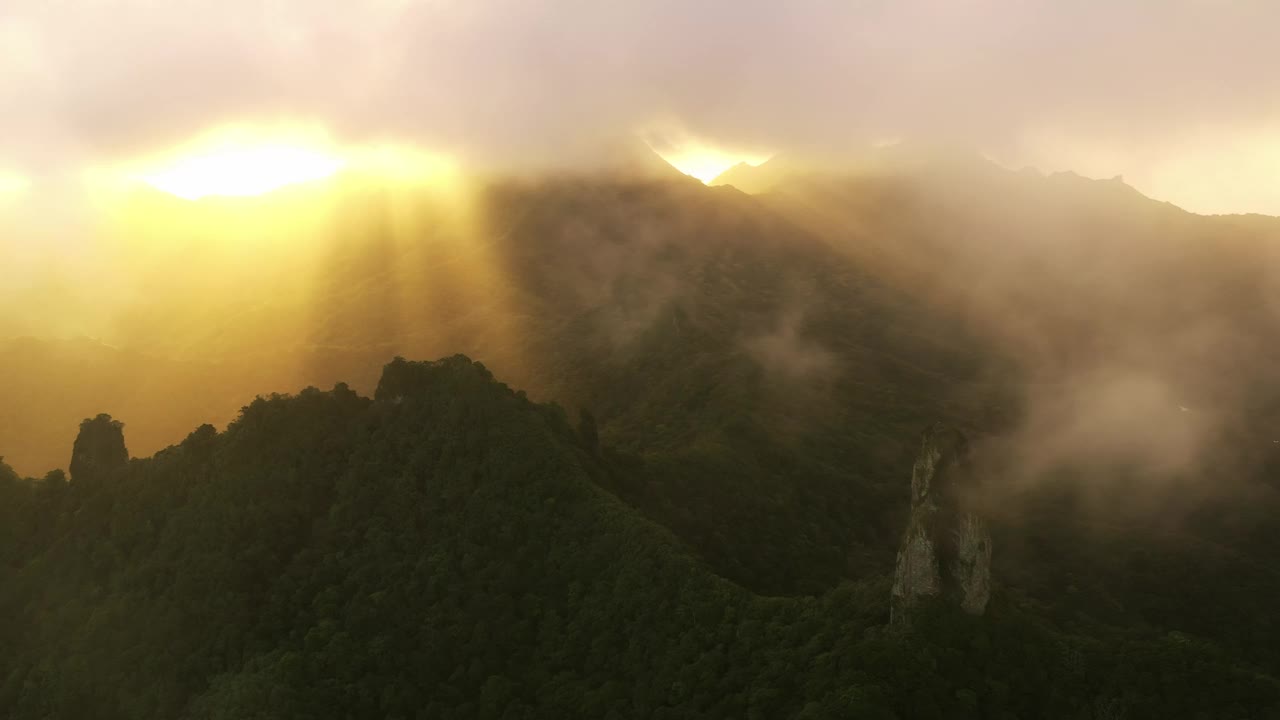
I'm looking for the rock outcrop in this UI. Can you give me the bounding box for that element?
[69,414,129,484]
[890,423,991,625]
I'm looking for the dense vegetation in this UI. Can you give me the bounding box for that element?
[0,174,1010,596]
[5,156,1280,718]
[2,357,1279,719]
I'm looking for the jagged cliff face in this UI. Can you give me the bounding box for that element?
[891,423,991,625]
[69,414,129,484]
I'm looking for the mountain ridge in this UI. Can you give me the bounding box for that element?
[3,355,1278,718]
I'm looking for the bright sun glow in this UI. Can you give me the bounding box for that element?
[0,170,30,196]
[642,127,772,184]
[655,148,771,184]
[640,121,768,183]
[347,144,458,185]
[137,132,346,201]
[122,126,460,201]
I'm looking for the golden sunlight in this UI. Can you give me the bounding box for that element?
[347,144,458,185]
[139,147,344,200]
[130,126,345,200]
[0,170,30,196]
[117,126,463,201]
[645,135,772,184]
[650,144,772,184]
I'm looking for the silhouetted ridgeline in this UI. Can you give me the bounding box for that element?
[1,357,1277,719]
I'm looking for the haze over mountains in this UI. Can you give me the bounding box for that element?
[5,142,1278,477]
[7,0,1280,715]
[4,139,1280,716]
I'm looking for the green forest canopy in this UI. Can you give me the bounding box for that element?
[1,356,1277,719]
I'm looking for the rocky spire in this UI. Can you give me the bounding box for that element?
[890,423,992,625]
[69,414,129,484]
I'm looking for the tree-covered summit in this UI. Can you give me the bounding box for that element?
[1,356,1276,719]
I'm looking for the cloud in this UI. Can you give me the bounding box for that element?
[743,307,835,381]
[1001,367,1216,481]
[2,0,1279,210]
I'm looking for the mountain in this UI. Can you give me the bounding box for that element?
[709,153,833,193]
[710,159,781,193]
[5,151,1280,715]
[709,142,998,193]
[3,171,1011,594]
[749,150,1280,448]
[2,356,1277,719]
[6,151,1280,593]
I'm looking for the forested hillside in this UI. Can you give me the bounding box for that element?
[6,156,1280,719]
[2,357,1277,719]
[0,171,1013,595]
[10,0,1280,715]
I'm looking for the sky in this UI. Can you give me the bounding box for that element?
[2,0,1279,213]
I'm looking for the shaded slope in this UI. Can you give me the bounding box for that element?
[748,152,1280,672]
[2,358,1278,719]
[2,176,1008,594]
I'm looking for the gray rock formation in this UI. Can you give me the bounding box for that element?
[890,423,991,625]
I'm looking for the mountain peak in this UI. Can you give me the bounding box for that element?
[709,155,793,193]
[69,413,129,484]
[374,355,498,403]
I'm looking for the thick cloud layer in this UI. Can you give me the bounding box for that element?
[2,0,1279,211]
